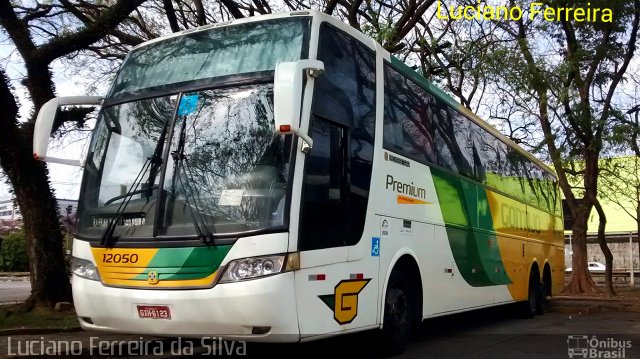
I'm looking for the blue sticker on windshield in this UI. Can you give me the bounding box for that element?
[178,94,199,116]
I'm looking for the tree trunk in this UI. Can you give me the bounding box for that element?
[594,198,615,296]
[162,0,181,32]
[194,0,206,26]
[0,72,71,308]
[565,210,600,294]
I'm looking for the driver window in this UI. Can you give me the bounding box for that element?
[98,134,144,205]
[299,118,348,250]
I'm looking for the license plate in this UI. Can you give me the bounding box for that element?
[137,305,171,319]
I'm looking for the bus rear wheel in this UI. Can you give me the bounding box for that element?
[519,271,540,319]
[541,268,552,313]
[535,279,547,315]
[380,271,414,356]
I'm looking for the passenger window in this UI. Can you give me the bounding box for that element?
[383,65,436,164]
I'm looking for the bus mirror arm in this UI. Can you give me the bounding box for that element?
[33,96,103,167]
[273,60,325,153]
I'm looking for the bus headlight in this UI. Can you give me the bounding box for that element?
[71,257,101,281]
[219,253,298,283]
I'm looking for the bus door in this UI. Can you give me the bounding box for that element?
[293,115,378,337]
[294,117,354,336]
[294,22,378,337]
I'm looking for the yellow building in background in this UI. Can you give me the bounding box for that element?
[564,156,639,271]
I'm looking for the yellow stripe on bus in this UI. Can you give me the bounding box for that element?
[98,271,219,288]
[91,247,159,280]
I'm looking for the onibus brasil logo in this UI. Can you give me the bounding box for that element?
[567,335,632,358]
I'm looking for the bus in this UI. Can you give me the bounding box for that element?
[32,10,564,354]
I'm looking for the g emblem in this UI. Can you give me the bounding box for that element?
[319,279,370,325]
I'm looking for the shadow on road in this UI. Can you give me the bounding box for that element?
[199,303,526,358]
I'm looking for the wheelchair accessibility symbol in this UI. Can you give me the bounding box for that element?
[371,237,380,257]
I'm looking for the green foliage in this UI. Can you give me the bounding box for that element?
[0,230,28,272]
[361,15,396,46]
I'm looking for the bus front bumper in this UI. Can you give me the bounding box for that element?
[72,272,299,342]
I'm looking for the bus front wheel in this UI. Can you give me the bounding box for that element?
[380,270,414,356]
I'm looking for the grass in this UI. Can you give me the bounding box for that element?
[0,304,79,330]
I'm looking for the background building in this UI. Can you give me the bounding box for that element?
[0,198,19,221]
[564,156,639,271]
[0,196,77,223]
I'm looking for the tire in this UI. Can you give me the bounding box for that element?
[519,271,539,319]
[380,271,413,356]
[535,280,545,315]
[541,273,552,312]
[537,278,550,315]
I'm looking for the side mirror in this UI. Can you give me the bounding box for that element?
[33,96,102,166]
[273,60,324,151]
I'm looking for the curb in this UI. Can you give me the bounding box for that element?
[553,296,626,302]
[553,296,640,305]
[0,326,83,336]
[549,298,640,314]
[0,272,29,277]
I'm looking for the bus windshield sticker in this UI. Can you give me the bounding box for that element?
[219,189,244,206]
[177,93,199,116]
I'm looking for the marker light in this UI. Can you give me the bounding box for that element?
[279,125,292,133]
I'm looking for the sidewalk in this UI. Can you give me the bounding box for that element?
[551,287,640,314]
[0,273,29,282]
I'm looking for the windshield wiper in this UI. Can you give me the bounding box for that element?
[169,117,216,245]
[100,122,170,245]
[146,122,169,197]
[100,159,151,245]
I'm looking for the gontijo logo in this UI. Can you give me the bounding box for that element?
[386,174,431,204]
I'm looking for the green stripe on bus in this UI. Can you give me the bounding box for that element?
[132,246,232,281]
[476,188,511,285]
[431,167,510,286]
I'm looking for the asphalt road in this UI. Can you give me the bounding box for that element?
[2,305,640,358]
[0,278,30,303]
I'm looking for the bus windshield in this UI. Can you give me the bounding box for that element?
[76,17,309,241]
[108,17,310,98]
[78,84,291,240]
